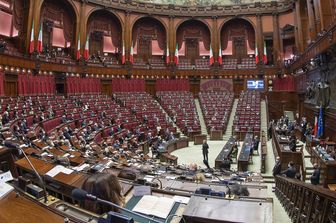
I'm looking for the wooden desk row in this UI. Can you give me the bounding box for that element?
[272,127,306,180]
[260,131,267,174]
[305,138,336,188]
[238,133,254,172]
[214,137,235,169]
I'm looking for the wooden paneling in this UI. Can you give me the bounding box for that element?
[233,79,244,97]
[145,79,156,96]
[304,104,336,141]
[5,81,17,97]
[101,80,112,95]
[267,91,300,121]
[189,79,200,97]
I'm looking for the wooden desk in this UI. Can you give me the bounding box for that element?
[194,134,207,145]
[328,184,336,191]
[0,192,66,223]
[238,133,254,172]
[272,127,305,180]
[214,137,235,169]
[210,130,223,140]
[183,195,273,223]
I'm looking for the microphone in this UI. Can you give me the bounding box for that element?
[5,141,48,203]
[212,174,234,200]
[71,188,163,223]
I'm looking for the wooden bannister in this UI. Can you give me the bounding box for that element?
[288,23,336,73]
[275,175,336,222]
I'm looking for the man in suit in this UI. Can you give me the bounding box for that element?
[272,156,282,177]
[310,163,320,185]
[281,161,296,178]
[202,140,209,161]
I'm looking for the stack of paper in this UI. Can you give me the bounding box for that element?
[132,195,175,219]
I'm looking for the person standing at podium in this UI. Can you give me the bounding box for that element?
[202,140,209,161]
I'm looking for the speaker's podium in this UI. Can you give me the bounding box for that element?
[183,195,273,223]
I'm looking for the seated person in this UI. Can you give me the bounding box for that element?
[81,173,125,214]
[281,161,296,178]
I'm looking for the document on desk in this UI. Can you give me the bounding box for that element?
[46,165,74,177]
[132,195,175,219]
[0,182,14,200]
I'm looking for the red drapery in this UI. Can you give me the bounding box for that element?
[0,72,4,96]
[18,74,55,95]
[111,79,145,92]
[66,77,101,94]
[155,79,190,91]
[273,76,295,92]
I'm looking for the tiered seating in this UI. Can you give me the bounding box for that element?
[222,58,237,69]
[195,58,209,70]
[149,58,166,69]
[199,91,234,132]
[233,91,261,138]
[178,58,193,70]
[133,58,148,69]
[156,91,201,137]
[114,92,175,133]
[238,58,256,69]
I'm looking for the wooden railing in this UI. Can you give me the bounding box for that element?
[288,22,336,73]
[260,131,267,173]
[275,175,336,222]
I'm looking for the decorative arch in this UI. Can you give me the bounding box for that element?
[86,9,122,55]
[37,0,79,22]
[175,19,211,60]
[131,16,167,58]
[219,18,256,58]
[85,8,124,34]
[0,0,30,52]
[39,0,78,49]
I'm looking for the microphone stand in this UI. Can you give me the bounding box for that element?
[19,147,48,203]
[212,174,235,200]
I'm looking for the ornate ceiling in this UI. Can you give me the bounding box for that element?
[136,0,278,6]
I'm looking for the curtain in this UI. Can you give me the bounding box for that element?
[66,77,101,94]
[111,79,145,92]
[155,79,190,91]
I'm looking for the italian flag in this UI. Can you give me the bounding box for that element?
[121,41,125,64]
[83,35,89,60]
[166,45,170,64]
[209,44,214,65]
[218,44,222,65]
[255,44,259,64]
[29,20,35,54]
[76,34,80,60]
[174,44,179,65]
[263,41,267,64]
[37,23,43,53]
[129,42,134,64]
[313,116,318,137]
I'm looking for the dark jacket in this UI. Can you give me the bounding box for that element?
[202,143,209,153]
[272,160,282,176]
[310,168,320,185]
[282,166,296,178]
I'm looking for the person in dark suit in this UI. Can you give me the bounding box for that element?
[272,156,282,177]
[202,140,209,161]
[310,163,320,185]
[281,161,296,178]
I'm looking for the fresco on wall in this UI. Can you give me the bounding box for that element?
[138,0,278,6]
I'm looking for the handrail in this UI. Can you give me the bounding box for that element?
[275,175,336,222]
[288,22,336,72]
